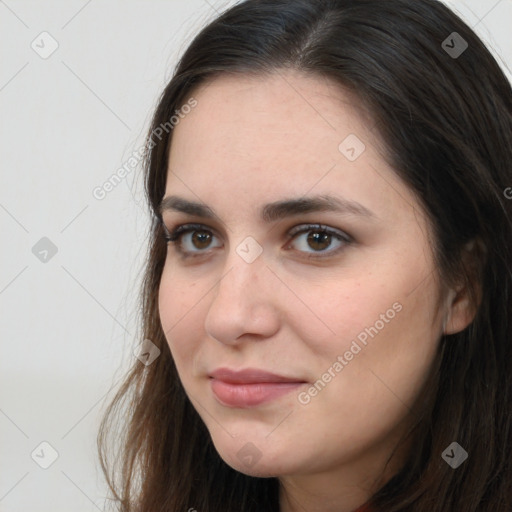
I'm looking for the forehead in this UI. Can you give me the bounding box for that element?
[164,71,421,225]
[170,71,371,161]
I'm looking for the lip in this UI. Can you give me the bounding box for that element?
[209,368,307,408]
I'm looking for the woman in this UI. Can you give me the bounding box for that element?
[98,0,512,510]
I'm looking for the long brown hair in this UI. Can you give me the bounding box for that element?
[98,1,512,510]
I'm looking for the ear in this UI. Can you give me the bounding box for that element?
[443,239,485,335]
[443,287,476,335]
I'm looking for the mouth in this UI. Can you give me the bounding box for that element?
[209,367,307,408]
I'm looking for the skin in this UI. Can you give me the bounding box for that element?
[158,71,475,512]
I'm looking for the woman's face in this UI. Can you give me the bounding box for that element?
[158,71,451,492]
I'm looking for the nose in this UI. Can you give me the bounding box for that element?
[204,249,281,346]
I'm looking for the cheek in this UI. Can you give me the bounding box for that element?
[295,266,443,379]
[158,268,202,361]
[328,280,442,414]
[285,274,397,358]
[296,285,442,446]
[372,282,443,391]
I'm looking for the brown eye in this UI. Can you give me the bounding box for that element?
[287,224,351,258]
[306,231,332,251]
[165,222,351,260]
[191,230,213,250]
[165,224,222,257]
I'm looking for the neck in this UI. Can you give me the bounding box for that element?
[278,432,411,512]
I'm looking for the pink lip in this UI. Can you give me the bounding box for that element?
[209,368,306,408]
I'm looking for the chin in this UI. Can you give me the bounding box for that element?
[209,433,299,478]
[220,452,285,478]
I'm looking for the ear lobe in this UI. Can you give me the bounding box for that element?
[442,238,485,335]
[443,287,477,335]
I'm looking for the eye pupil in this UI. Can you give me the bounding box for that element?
[307,231,331,251]
[192,230,212,249]
[167,224,345,259]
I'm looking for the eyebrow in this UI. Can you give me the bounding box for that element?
[159,194,376,224]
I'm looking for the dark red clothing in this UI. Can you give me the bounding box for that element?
[354,504,375,512]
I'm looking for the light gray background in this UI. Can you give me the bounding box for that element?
[0,1,510,510]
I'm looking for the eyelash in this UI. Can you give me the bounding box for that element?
[162,222,352,260]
